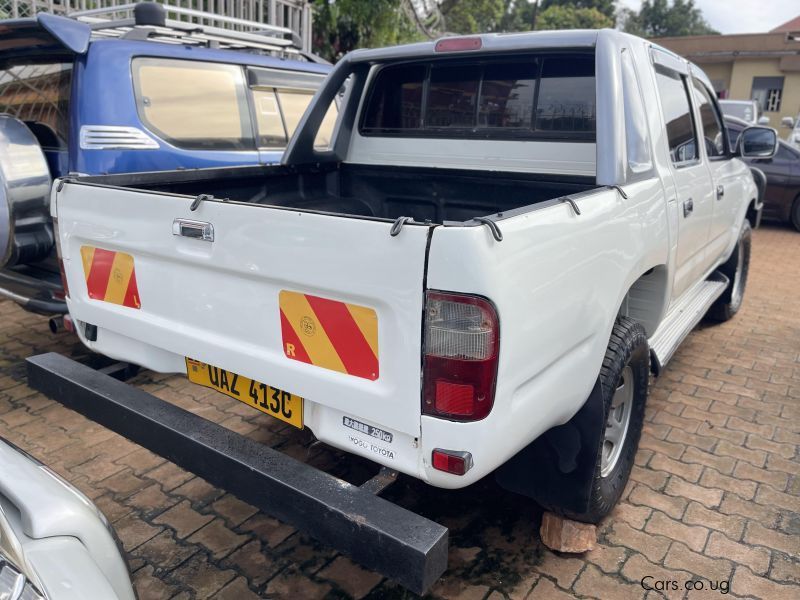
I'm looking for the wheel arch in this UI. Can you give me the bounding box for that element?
[617,264,670,339]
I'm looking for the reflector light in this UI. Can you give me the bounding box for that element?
[432,449,473,475]
[434,381,474,415]
[63,314,75,334]
[434,37,482,52]
[422,291,499,421]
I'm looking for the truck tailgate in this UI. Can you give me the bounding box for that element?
[55,181,432,437]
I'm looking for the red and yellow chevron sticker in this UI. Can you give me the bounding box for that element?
[279,290,378,380]
[80,246,141,309]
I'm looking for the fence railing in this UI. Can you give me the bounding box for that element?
[0,0,312,52]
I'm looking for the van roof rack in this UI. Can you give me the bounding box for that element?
[69,2,328,64]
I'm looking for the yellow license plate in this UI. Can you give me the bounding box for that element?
[185,358,303,429]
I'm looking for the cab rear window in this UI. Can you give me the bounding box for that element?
[361,53,595,141]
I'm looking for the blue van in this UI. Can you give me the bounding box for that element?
[0,3,332,316]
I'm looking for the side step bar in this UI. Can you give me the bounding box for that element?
[649,272,728,373]
[26,353,448,595]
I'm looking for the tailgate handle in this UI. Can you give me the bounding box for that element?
[173,218,214,242]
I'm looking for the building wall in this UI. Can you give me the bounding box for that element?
[724,59,800,129]
[654,32,800,130]
[701,62,733,95]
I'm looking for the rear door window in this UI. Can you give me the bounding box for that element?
[361,54,595,140]
[655,70,698,165]
[0,62,72,149]
[132,58,255,151]
[692,78,727,157]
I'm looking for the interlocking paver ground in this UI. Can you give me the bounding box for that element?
[0,224,797,599]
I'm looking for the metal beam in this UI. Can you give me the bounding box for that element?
[26,352,448,595]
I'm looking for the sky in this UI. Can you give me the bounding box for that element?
[617,0,799,34]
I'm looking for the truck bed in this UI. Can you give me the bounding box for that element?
[81,163,597,224]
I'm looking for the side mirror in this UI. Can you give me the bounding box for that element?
[781,116,795,129]
[737,126,778,158]
[757,116,770,125]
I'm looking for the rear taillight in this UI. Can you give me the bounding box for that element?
[422,291,499,421]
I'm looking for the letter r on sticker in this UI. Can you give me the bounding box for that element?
[285,343,296,357]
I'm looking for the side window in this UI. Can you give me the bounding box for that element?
[692,78,727,158]
[727,126,742,151]
[313,99,339,150]
[655,70,698,165]
[251,88,286,147]
[132,58,254,151]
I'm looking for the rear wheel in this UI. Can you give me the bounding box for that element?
[571,317,649,523]
[708,221,751,322]
[791,195,800,232]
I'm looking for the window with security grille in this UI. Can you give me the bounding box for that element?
[0,62,72,149]
[751,76,784,113]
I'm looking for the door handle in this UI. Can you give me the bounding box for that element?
[173,218,214,242]
[716,185,724,200]
[683,199,694,218]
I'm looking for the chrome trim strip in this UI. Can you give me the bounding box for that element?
[79,125,159,150]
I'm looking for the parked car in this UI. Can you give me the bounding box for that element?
[51,30,775,525]
[0,437,135,600]
[719,99,769,125]
[0,3,331,317]
[727,116,800,230]
[781,114,800,149]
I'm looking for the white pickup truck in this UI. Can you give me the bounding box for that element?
[51,29,777,523]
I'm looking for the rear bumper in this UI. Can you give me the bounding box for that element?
[26,352,448,595]
[0,268,67,315]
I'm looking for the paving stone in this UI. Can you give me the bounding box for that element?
[152,500,214,539]
[318,556,383,599]
[187,518,249,559]
[1,226,799,600]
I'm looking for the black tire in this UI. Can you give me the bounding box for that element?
[575,316,649,523]
[791,195,800,232]
[708,221,751,322]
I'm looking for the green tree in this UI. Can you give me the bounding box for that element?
[622,0,718,37]
[311,0,421,62]
[540,0,616,20]
[536,5,614,30]
[499,0,538,32]
[439,0,507,33]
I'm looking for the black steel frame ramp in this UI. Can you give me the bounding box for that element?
[26,352,448,595]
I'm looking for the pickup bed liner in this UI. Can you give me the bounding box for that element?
[78,163,597,224]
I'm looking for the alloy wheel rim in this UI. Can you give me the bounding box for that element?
[601,365,634,478]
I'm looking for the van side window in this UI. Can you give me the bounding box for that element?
[361,54,595,141]
[132,58,255,151]
[655,70,698,165]
[692,78,727,157]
